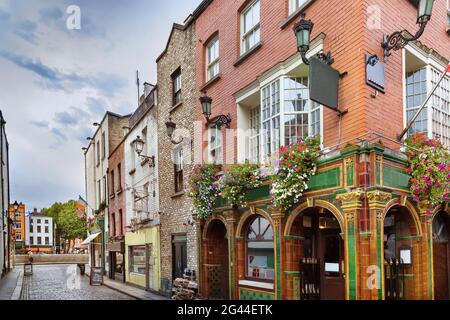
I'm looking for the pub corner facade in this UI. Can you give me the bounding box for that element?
[192,0,450,300]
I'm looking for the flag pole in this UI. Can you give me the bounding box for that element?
[397,64,450,142]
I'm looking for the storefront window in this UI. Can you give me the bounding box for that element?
[130,246,146,275]
[246,215,274,281]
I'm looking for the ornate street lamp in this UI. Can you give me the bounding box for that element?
[382,0,435,59]
[13,201,19,212]
[165,118,183,145]
[293,14,334,66]
[200,92,231,129]
[132,135,155,167]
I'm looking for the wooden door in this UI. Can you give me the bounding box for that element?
[319,233,345,300]
[433,241,449,300]
[172,240,187,279]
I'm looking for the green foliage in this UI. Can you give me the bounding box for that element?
[405,133,450,213]
[187,164,221,220]
[218,163,262,207]
[42,200,87,240]
[271,137,321,211]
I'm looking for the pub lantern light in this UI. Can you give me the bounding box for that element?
[13,201,19,212]
[133,135,145,156]
[165,118,183,145]
[132,135,155,167]
[382,0,434,59]
[293,14,334,66]
[199,92,232,129]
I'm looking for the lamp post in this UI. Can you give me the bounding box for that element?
[293,14,334,66]
[132,136,155,167]
[381,0,435,59]
[200,92,232,129]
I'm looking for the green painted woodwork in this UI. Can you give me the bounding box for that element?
[284,235,305,241]
[293,277,302,300]
[347,220,357,300]
[283,271,302,275]
[376,219,382,300]
[346,164,354,186]
[382,165,410,190]
[239,288,274,300]
[247,184,270,202]
[308,167,341,191]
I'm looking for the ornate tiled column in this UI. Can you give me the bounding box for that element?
[366,190,392,300]
[418,209,433,300]
[336,190,364,300]
[224,209,238,300]
[269,205,286,300]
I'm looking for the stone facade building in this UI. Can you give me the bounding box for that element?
[156,17,199,295]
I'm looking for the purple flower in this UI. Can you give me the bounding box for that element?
[428,181,433,187]
[413,195,420,202]
[435,181,441,187]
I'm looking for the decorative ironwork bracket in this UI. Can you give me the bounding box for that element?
[207,114,232,129]
[301,51,334,66]
[381,21,428,59]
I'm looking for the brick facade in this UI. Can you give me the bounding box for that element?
[108,139,126,239]
[192,0,450,300]
[157,20,199,289]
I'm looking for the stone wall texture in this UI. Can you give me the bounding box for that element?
[157,21,199,285]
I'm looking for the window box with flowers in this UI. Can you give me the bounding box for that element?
[405,133,450,214]
[217,163,262,208]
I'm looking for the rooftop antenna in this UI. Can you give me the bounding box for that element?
[136,70,140,106]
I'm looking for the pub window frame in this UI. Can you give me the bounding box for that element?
[172,68,182,106]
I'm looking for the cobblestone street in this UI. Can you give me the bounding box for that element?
[20,265,135,300]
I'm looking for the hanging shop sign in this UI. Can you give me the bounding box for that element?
[309,57,340,112]
[365,55,385,93]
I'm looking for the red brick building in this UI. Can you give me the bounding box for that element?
[191,0,450,300]
[107,138,127,282]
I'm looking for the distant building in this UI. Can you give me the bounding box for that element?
[25,209,54,253]
[9,202,25,253]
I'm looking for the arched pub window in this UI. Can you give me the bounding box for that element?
[246,215,274,281]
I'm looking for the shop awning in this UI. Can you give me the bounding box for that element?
[81,232,101,245]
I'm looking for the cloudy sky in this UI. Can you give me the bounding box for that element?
[0,0,199,211]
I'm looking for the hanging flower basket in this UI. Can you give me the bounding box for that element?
[405,133,450,212]
[187,164,222,220]
[217,163,262,208]
[271,136,321,211]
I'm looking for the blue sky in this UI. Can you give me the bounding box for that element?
[0,0,199,210]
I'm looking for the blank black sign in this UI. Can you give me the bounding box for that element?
[90,267,103,286]
[309,57,340,111]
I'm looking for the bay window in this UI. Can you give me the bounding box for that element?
[262,80,281,160]
[404,50,450,147]
[241,0,260,55]
[249,106,261,164]
[206,36,219,81]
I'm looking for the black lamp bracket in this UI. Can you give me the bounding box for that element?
[207,114,232,129]
[301,50,334,66]
[382,20,428,59]
[138,155,156,167]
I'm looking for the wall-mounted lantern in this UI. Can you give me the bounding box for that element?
[165,118,183,145]
[132,135,155,167]
[382,0,435,59]
[293,14,334,66]
[200,92,232,129]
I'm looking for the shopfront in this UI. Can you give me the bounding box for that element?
[107,240,125,282]
[124,226,160,292]
[197,143,440,300]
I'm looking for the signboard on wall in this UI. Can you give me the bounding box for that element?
[90,267,104,286]
[309,57,340,112]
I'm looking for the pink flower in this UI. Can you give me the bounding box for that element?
[426,209,431,215]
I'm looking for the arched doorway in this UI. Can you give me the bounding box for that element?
[289,207,345,300]
[204,219,229,300]
[432,211,450,300]
[383,205,419,300]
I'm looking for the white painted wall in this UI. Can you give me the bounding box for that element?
[25,215,54,248]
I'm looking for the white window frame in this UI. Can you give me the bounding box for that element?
[249,105,261,163]
[402,46,450,147]
[208,125,222,164]
[240,0,260,55]
[206,36,220,81]
[260,76,323,163]
[289,0,309,15]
